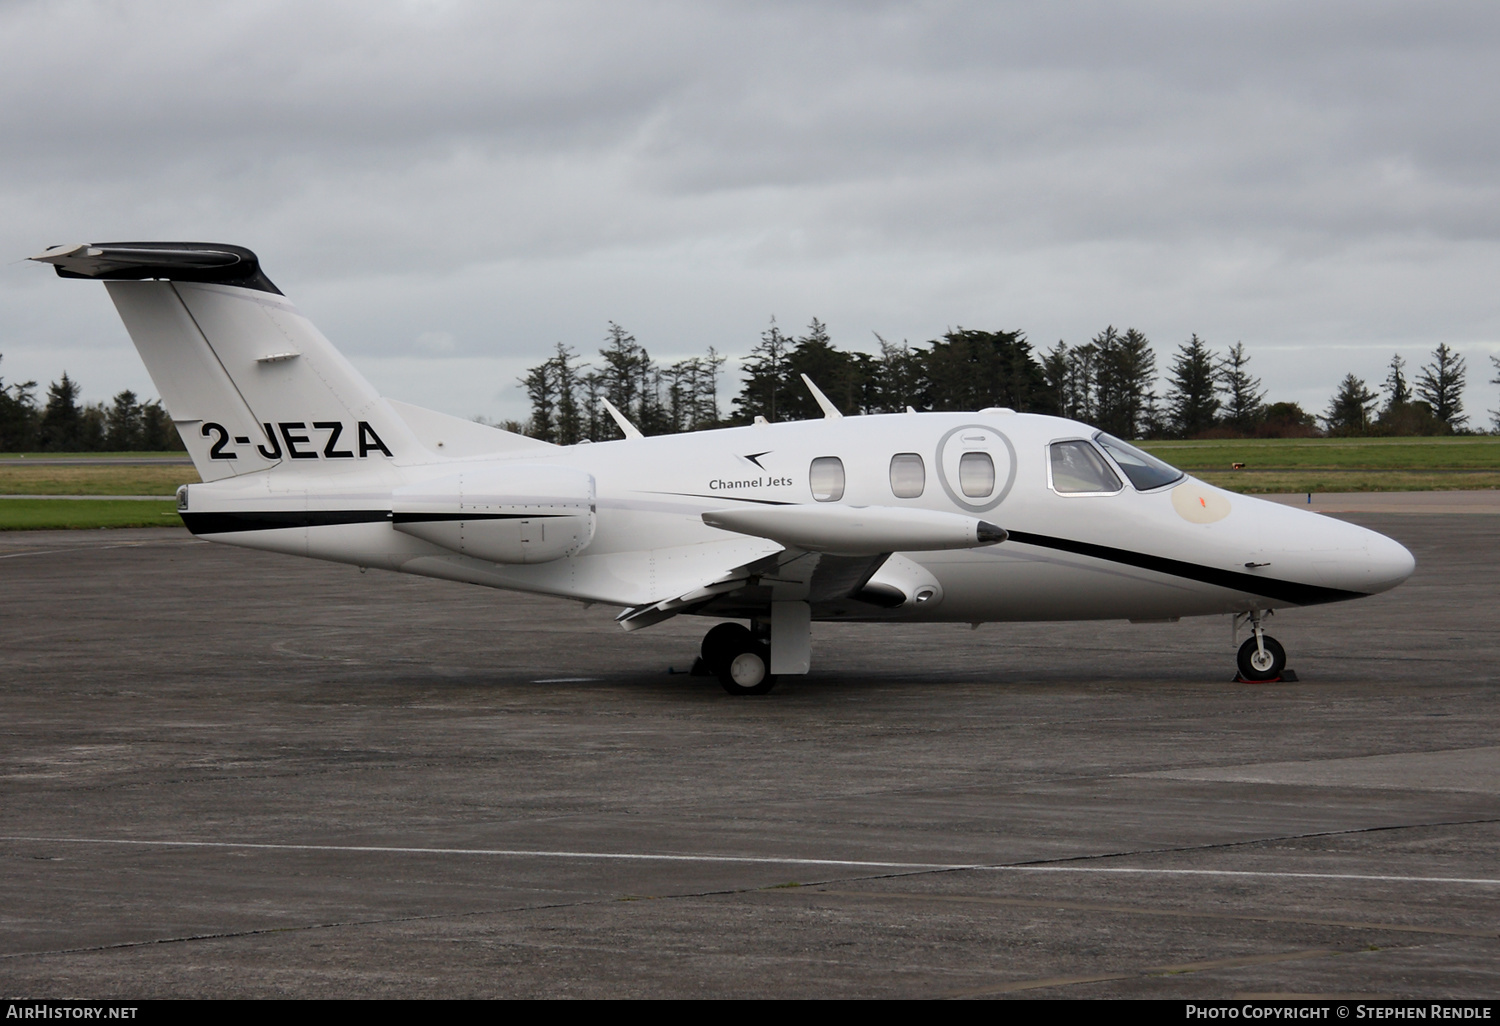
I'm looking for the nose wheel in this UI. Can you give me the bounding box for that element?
[1236,634,1286,681]
[1233,609,1290,682]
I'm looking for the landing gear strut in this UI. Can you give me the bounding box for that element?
[700,622,777,696]
[1234,610,1287,682]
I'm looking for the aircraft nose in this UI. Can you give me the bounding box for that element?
[1255,501,1415,596]
[1363,530,1416,595]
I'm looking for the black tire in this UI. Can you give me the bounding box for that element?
[701,622,753,677]
[717,643,777,696]
[1237,635,1287,681]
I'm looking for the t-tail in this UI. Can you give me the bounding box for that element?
[29,242,547,482]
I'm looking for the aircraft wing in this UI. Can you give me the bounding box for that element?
[616,503,1005,630]
[614,547,893,632]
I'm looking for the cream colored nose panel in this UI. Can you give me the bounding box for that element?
[1171,480,1231,524]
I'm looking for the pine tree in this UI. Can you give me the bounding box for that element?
[1165,336,1220,438]
[734,317,794,423]
[547,343,585,445]
[1415,343,1467,429]
[77,402,107,451]
[1040,341,1071,418]
[782,318,858,419]
[869,335,927,413]
[139,400,182,450]
[598,322,662,435]
[1324,374,1379,436]
[1093,327,1156,438]
[105,391,142,451]
[1383,354,1411,409]
[0,355,39,452]
[664,350,724,432]
[1063,341,1098,422]
[520,359,559,442]
[697,346,726,427]
[1216,342,1265,433]
[1489,355,1500,434]
[580,369,605,441]
[1090,327,1127,434]
[37,373,83,451]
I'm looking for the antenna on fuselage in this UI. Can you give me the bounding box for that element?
[600,398,644,439]
[800,374,843,419]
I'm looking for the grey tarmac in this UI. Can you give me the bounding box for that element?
[0,507,1496,999]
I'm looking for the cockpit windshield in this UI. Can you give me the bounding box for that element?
[1093,433,1185,491]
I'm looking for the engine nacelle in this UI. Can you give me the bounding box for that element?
[391,464,595,564]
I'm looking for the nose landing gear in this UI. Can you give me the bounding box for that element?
[1234,610,1290,682]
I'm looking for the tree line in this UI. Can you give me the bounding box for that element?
[521,319,1500,441]
[0,358,182,452]
[7,327,1493,453]
[1323,346,1495,437]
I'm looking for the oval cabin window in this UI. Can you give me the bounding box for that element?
[889,453,925,498]
[958,452,995,497]
[809,456,845,502]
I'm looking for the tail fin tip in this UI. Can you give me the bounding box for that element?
[30,241,281,294]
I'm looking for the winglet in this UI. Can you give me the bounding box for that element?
[600,398,644,439]
[800,374,843,419]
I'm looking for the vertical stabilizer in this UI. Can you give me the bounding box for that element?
[32,243,419,482]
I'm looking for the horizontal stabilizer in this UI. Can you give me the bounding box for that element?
[702,504,1005,556]
[31,242,281,294]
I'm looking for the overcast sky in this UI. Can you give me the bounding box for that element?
[3,0,1498,427]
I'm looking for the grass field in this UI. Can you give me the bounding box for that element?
[0,499,181,531]
[0,464,199,496]
[1137,436,1500,493]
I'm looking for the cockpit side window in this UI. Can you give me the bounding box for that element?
[1093,433,1185,491]
[1049,440,1123,494]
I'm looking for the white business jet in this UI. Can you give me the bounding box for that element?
[32,242,1415,694]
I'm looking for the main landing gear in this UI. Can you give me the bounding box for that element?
[1234,610,1288,682]
[700,622,777,696]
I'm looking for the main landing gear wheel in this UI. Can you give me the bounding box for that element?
[718,642,777,696]
[1237,635,1287,682]
[701,622,752,678]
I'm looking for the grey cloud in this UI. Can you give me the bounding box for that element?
[3,1,1499,420]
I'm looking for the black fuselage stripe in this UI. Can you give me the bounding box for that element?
[180,510,560,534]
[180,510,388,533]
[391,512,569,524]
[1005,530,1365,606]
[649,491,794,506]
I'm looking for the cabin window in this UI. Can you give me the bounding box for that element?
[1050,441,1123,494]
[889,453,925,498]
[809,456,845,502]
[958,452,995,497]
[1093,432,1185,491]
